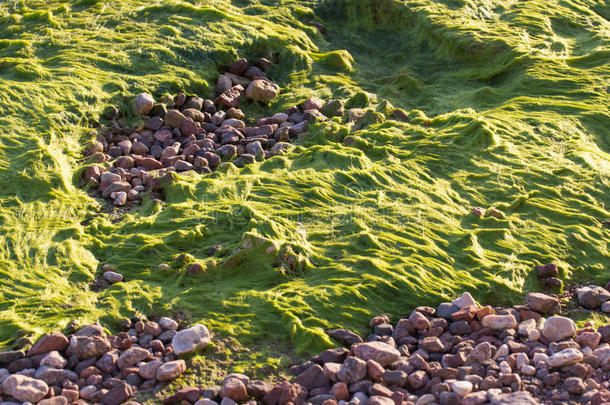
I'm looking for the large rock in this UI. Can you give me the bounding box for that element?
[2,374,49,403]
[133,93,154,115]
[34,366,78,385]
[337,356,367,384]
[481,315,516,330]
[28,332,69,356]
[165,109,187,128]
[69,335,111,359]
[547,348,583,368]
[525,292,560,314]
[245,79,280,103]
[117,347,150,369]
[353,342,400,366]
[220,377,249,402]
[542,316,576,342]
[99,381,135,405]
[293,364,329,390]
[156,359,186,381]
[172,324,211,356]
[326,329,363,346]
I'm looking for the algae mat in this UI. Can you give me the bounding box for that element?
[0,0,609,368]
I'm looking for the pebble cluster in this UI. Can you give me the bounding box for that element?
[0,317,211,405]
[81,57,343,207]
[164,288,609,405]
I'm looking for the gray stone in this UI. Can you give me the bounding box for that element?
[172,324,211,356]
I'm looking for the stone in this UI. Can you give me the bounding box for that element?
[415,394,435,405]
[99,381,134,405]
[221,377,249,402]
[216,85,244,109]
[69,335,111,360]
[490,391,538,405]
[602,301,610,313]
[163,386,203,404]
[321,100,344,117]
[247,380,273,399]
[156,359,186,381]
[353,342,400,366]
[35,366,78,385]
[408,311,430,330]
[2,374,49,403]
[451,380,472,396]
[245,141,265,160]
[536,263,558,278]
[172,324,211,356]
[117,347,149,369]
[575,331,601,349]
[165,109,187,128]
[180,117,199,137]
[217,144,237,160]
[159,317,178,330]
[245,79,280,103]
[481,315,516,330]
[111,191,127,206]
[223,118,245,129]
[293,364,329,390]
[547,348,583,368]
[366,396,394,405]
[330,382,349,401]
[102,181,131,198]
[419,336,444,352]
[437,303,460,319]
[40,351,67,368]
[337,357,367,384]
[175,160,195,172]
[407,370,428,389]
[28,333,69,356]
[542,316,576,342]
[217,74,233,93]
[103,271,123,284]
[133,93,154,115]
[461,392,487,405]
[39,397,68,405]
[326,329,363,346]
[525,292,560,315]
[302,98,323,111]
[134,156,163,170]
[452,292,477,308]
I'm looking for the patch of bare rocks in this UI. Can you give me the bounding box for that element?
[165,289,610,405]
[0,317,211,405]
[81,57,343,207]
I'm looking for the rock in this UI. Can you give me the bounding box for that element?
[547,348,583,368]
[542,316,576,342]
[39,396,69,405]
[217,74,233,93]
[2,374,49,403]
[603,301,610,313]
[102,181,131,198]
[326,329,363,346]
[117,347,149,369]
[451,381,472,397]
[321,100,344,117]
[245,79,280,103]
[216,85,244,109]
[366,396,394,405]
[69,335,111,360]
[159,317,178,330]
[536,263,558,278]
[452,292,477,308]
[134,156,163,170]
[28,333,69,356]
[217,144,237,161]
[490,391,538,405]
[165,109,187,128]
[175,160,195,172]
[419,336,444,352]
[409,311,430,330]
[35,366,78,385]
[223,118,245,129]
[172,324,211,356]
[247,380,273,399]
[245,141,265,160]
[156,359,186,381]
[525,292,560,314]
[575,331,601,349]
[293,364,329,390]
[163,386,203,404]
[103,271,123,284]
[221,377,249,402]
[302,98,323,111]
[353,342,400,366]
[40,351,67,368]
[99,381,135,405]
[437,303,460,319]
[133,93,154,115]
[111,191,127,206]
[481,315,516,330]
[337,357,367,383]
[138,359,162,379]
[180,117,199,137]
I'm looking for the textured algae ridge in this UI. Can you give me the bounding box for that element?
[0,0,609,378]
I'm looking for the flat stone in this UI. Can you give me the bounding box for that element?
[353,342,400,366]
[156,360,186,381]
[525,292,560,314]
[326,329,363,346]
[481,315,516,330]
[28,333,69,356]
[2,374,49,403]
[547,348,584,368]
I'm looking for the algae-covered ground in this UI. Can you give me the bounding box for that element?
[0,0,609,383]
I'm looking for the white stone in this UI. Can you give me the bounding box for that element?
[499,361,511,374]
[521,365,536,376]
[451,381,473,397]
[602,301,610,313]
[40,351,66,368]
[272,112,289,123]
[494,344,509,359]
[515,353,529,370]
[159,317,178,330]
[482,315,517,330]
[452,292,477,308]
[133,93,155,115]
[103,271,123,283]
[172,324,211,356]
[547,348,583,368]
[542,316,576,342]
[518,319,536,336]
[528,329,541,341]
[533,353,548,363]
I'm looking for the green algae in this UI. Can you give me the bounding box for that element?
[0,0,609,386]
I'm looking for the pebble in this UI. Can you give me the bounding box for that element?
[451,380,472,396]
[547,348,584,368]
[172,324,211,356]
[133,93,154,115]
[103,270,123,283]
[542,316,576,342]
[481,314,517,330]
